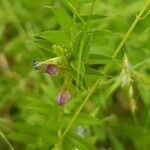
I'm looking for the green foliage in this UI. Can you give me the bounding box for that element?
[0,0,150,150]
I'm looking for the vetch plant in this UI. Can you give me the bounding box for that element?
[33,56,72,105]
[33,0,150,149]
[0,0,150,150]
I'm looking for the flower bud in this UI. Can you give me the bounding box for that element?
[32,60,59,76]
[46,64,58,76]
[57,89,70,105]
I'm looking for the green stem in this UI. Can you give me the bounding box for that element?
[139,9,150,20]
[63,0,85,24]
[112,0,150,58]
[90,0,96,15]
[0,131,14,150]
[76,0,96,88]
[70,0,78,47]
[77,38,84,88]
[58,79,101,144]
[131,58,150,70]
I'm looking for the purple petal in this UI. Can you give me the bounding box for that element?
[46,64,58,75]
[57,90,70,105]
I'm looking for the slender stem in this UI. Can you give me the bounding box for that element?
[77,38,84,88]
[0,131,14,150]
[74,0,82,89]
[112,0,150,58]
[58,79,101,143]
[131,58,150,70]
[77,0,96,88]
[139,9,150,20]
[63,0,85,24]
[90,0,96,15]
[70,0,78,47]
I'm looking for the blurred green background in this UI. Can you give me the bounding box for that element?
[0,0,150,149]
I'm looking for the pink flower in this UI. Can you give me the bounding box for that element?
[46,64,58,76]
[57,89,70,105]
[32,60,59,76]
